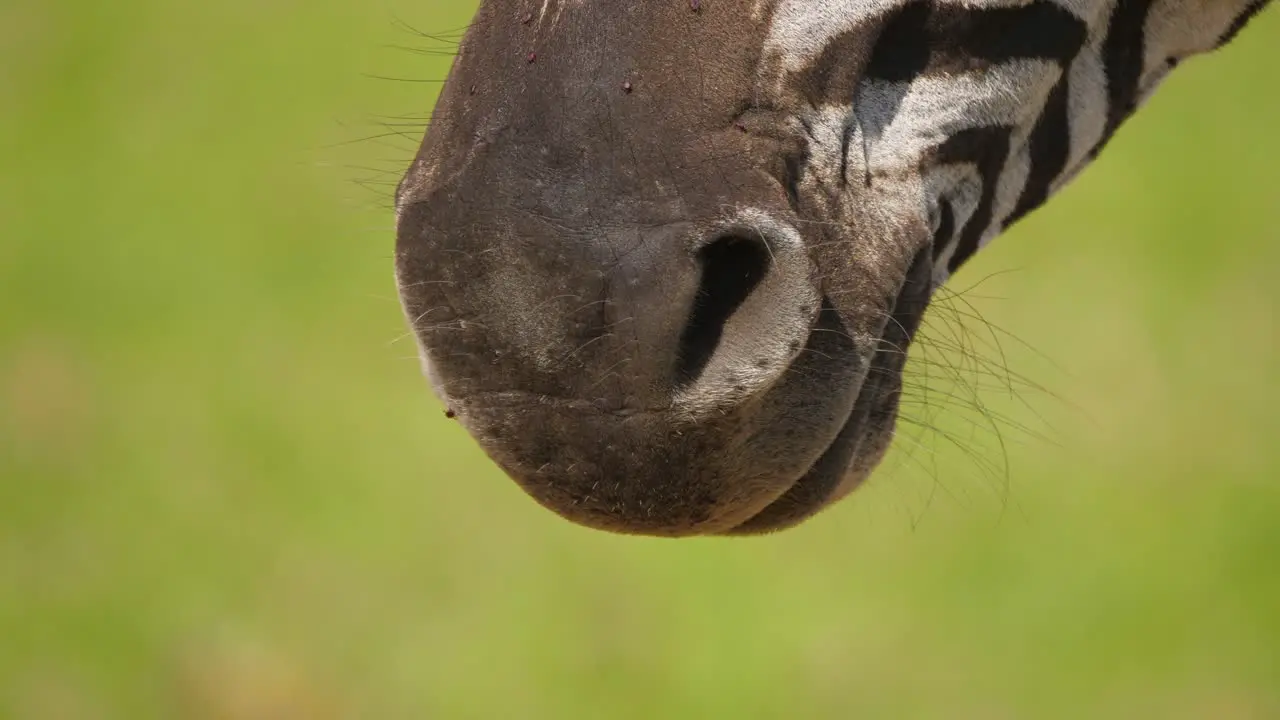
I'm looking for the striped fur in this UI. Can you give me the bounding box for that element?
[759,0,1270,283]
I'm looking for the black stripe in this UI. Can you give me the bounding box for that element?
[794,22,884,106]
[782,149,806,212]
[867,0,1088,82]
[931,197,955,262]
[926,126,1014,274]
[1005,72,1071,229]
[839,122,855,187]
[1102,0,1157,136]
[1216,0,1270,48]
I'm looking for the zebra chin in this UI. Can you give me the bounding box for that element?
[402,245,933,539]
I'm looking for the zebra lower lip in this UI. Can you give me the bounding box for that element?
[724,345,900,535]
[726,389,870,535]
[727,246,934,535]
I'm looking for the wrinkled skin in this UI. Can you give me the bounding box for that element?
[395,1,933,536]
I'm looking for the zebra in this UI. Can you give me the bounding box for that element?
[393,0,1271,537]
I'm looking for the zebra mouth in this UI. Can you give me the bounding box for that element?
[726,246,933,534]
[417,242,933,538]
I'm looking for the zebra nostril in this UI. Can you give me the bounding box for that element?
[675,233,772,385]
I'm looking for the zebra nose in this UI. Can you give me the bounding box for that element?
[453,217,829,535]
[671,219,820,412]
[554,218,819,413]
[396,206,831,534]
[675,233,774,384]
[396,202,819,411]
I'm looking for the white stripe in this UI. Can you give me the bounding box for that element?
[1063,22,1109,184]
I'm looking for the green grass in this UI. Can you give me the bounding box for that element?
[1,1,1277,717]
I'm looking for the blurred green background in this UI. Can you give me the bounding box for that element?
[1,1,1277,717]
